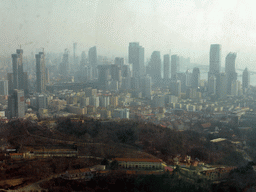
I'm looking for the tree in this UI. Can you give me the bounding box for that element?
[101,158,109,168]
[110,160,119,170]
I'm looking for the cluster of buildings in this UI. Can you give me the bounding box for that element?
[0,43,252,122]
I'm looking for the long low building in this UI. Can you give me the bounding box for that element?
[114,158,166,170]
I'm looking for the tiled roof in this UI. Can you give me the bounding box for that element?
[114,158,163,163]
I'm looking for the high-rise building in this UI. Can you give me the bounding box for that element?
[9,49,28,96]
[242,67,250,93]
[36,52,46,93]
[0,80,8,96]
[8,89,25,119]
[114,57,124,67]
[142,75,152,99]
[12,49,23,90]
[163,54,170,80]
[208,76,216,95]
[60,49,69,75]
[225,53,237,95]
[80,51,87,67]
[177,73,187,93]
[88,46,97,79]
[192,67,200,88]
[208,44,221,97]
[209,44,221,76]
[216,73,227,99]
[128,42,144,80]
[73,42,77,66]
[148,51,161,84]
[97,65,110,89]
[171,55,179,81]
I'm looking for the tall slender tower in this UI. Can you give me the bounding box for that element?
[242,67,250,94]
[192,67,200,88]
[148,51,161,84]
[209,44,221,75]
[225,53,237,95]
[128,42,144,79]
[163,54,170,80]
[73,42,77,65]
[36,52,46,93]
[171,55,179,81]
[208,44,221,96]
[88,46,97,79]
[12,49,23,90]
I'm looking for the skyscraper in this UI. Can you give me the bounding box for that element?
[208,44,221,97]
[60,49,69,75]
[216,73,227,99]
[142,75,152,99]
[242,67,250,93]
[208,76,216,95]
[9,49,28,95]
[148,51,161,84]
[36,52,46,93]
[12,49,23,90]
[192,67,200,89]
[0,80,8,96]
[8,89,25,119]
[88,46,97,79]
[73,42,77,66]
[209,44,221,76]
[97,65,110,89]
[225,53,237,95]
[163,54,170,80]
[171,55,179,81]
[128,42,144,80]
[114,57,124,67]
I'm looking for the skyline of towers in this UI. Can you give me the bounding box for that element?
[36,51,46,93]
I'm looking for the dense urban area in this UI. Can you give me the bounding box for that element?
[0,43,256,191]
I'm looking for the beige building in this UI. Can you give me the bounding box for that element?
[114,158,166,170]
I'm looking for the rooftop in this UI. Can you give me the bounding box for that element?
[114,158,163,163]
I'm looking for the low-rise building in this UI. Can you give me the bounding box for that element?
[114,158,166,170]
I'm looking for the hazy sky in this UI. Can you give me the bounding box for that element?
[1,0,256,70]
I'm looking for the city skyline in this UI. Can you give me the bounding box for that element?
[1,0,256,71]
